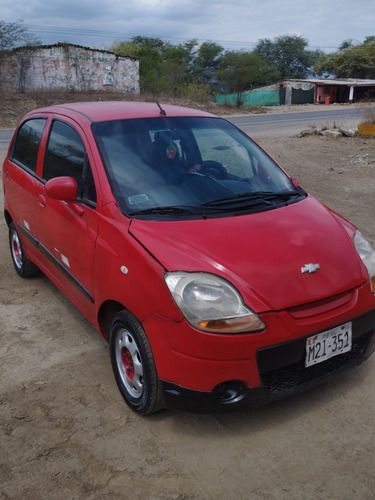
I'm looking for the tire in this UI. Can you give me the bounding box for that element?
[9,222,39,278]
[109,310,164,414]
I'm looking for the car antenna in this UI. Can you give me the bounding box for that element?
[155,98,166,116]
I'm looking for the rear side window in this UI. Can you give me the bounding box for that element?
[12,118,46,173]
[43,120,96,204]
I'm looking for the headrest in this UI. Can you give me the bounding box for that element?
[153,131,175,145]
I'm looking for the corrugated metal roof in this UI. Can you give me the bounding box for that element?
[11,42,137,61]
[288,78,375,86]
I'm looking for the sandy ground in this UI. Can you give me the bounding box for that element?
[1,131,375,499]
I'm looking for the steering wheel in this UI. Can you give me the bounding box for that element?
[174,161,228,185]
[200,160,228,179]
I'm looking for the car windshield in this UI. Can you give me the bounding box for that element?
[92,116,304,219]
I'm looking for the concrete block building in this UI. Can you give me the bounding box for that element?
[0,43,139,93]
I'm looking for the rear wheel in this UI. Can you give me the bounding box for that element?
[109,310,164,414]
[9,222,39,278]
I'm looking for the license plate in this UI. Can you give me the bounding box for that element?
[305,322,352,367]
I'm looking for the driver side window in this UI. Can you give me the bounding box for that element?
[43,120,97,204]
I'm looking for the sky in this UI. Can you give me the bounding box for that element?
[2,0,375,53]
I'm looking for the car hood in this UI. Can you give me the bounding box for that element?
[129,196,365,312]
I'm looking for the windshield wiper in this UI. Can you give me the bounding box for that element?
[201,190,302,207]
[129,201,239,216]
[129,205,201,216]
[129,191,303,217]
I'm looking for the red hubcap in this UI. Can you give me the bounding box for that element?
[121,347,135,380]
[13,241,20,260]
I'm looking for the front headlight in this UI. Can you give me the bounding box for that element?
[164,272,265,333]
[354,230,375,292]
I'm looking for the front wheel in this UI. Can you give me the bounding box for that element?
[9,222,39,278]
[109,310,164,414]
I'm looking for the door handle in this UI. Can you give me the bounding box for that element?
[38,194,46,208]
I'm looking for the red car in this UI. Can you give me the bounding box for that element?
[3,101,375,414]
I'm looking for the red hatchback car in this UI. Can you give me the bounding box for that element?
[3,101,375,414]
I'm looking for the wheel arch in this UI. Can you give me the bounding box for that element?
[98,299,127,341]
[4,209,12,227]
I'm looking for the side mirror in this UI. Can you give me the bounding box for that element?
[45,176,78,202]
[44,176,84,216]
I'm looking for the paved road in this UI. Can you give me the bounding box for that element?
[229,106,369,139]
[0,129,13,151]
[0,106,371,150]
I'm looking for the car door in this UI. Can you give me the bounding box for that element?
[3,117,47,261]
[35,118,99,318]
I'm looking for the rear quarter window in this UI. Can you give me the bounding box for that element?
[11,118,47,173]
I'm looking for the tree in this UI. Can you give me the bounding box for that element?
[0,21,40,92]
[161,40,197,90]
[193,41,224,85]
[338,39,355,51]
[314,38,375,78]
[255,35,321,79]
[0,20,40,51]
[111,37,221,96]
[216,51,278,106]
[111,36,170,93]
[110,40,138,59]
[364,36,375,45]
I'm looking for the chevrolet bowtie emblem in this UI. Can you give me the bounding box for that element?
[301,263,320,274]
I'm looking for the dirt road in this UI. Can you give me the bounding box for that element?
[1,132,375,499]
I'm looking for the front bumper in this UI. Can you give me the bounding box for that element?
[161,310,375,413]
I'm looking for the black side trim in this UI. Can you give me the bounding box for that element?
[18,224,94,303]
[161,380,265,414]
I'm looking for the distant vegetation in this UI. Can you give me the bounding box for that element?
[313,37,375,79]
[109,34,375,105]
[1,20,375,107]
[109,34,321,102]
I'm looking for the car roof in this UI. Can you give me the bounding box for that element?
[26,101,216,124]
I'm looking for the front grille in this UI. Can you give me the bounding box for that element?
[260,332,372,394]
